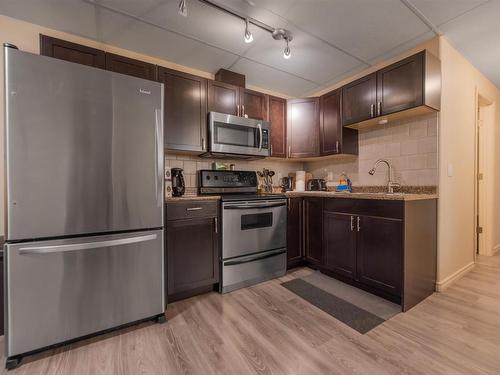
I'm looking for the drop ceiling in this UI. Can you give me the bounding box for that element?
[0,0,498,96]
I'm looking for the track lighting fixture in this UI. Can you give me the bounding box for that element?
[178,0,187,17]
[283,39,291,59]
[244,18,253,43]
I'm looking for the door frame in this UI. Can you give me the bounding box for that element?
[474,90,494,257]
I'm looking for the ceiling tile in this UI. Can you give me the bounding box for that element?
[0,0,99,40]
[281,0,430,62]
[230,58,318,96]
[439,1,500,88]
[409,0,489,27]
[242,29,365,84]
[96,7,238,73]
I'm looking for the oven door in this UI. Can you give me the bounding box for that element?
[222,199,287,259]
[209,112,270,158]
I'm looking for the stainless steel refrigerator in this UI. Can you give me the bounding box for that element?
[3,45,165,367]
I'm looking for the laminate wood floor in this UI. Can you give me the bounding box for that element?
[1,253,499,374]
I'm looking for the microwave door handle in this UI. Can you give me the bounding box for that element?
[258,123,263,151]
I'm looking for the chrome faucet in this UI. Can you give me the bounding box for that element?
[368,159,401,194]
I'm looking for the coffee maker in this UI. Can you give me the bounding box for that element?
[281,176,293,192]
[171,168,186,197]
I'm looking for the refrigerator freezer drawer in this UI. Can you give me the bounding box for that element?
[221,248,286,293]
[5,230,164,357]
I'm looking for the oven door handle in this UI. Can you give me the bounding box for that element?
[224,249,286,266]
[224,202,287,210]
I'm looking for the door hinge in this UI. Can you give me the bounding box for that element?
[478,173,484,181]
[477,226,483,234]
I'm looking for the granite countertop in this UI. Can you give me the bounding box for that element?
[165,195,221,203]
[284,191,438,201]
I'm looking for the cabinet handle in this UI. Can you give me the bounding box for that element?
[270,144,273,155]
[370,104,375,118]
[377,101,381,116]
[357,216,361,232]
[186,207,203,211]
[237,104,240,116]
[242,104,245,116]
[350,216,354,231]
[201,137,206,151]
[214,217,218,233]
[335,141,339,153]
[288,145,291,158]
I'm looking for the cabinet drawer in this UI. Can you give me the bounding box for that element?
[323,198,404,219]
[166,201,218,220]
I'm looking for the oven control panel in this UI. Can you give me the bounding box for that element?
[199,170,258,188]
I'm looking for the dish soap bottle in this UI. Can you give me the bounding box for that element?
[336,172,352,193]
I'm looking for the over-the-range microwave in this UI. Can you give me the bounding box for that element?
[200,112,270,160]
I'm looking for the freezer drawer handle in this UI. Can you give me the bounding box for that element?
[224,202,286,210]
[224,249,286,266]
[18,234,158,255]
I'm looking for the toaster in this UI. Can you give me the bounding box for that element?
[307,179,327,191]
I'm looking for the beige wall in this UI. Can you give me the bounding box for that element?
[437,37,500,285]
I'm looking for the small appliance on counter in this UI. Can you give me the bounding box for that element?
[281,176,293,192]
[307,179,327,191]
[198,170,286,293]
[171,168,186,197]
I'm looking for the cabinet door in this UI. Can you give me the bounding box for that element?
[320,89,341,155]
[287,198,303,268]
[323,212,356,279]
[287,98,320,158]
[105,53,157,81]
[304,198,323,264]
[0,253,3,335]
[158,67,207,152]
[342,73,376,126]
[377,52,424,116]
[356,215,403,296]
[241,88,268,120]
[167,217,219,296]
[208,80,240,116]
[268,96,287,158]
[40,35,105,68]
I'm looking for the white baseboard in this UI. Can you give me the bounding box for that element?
[435,262,475,292]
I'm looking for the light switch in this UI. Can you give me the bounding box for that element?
[447,163,454,177]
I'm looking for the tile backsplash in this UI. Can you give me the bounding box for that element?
[305,113,438,186]
[165,113,438,192]
[165,153,304,194]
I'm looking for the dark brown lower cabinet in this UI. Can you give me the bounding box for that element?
[304,198,323,264]
[356,215,403,296]
[286,198,303,268]
[323,212,356,279]
[166,201,219,303]
[0,249,3,335]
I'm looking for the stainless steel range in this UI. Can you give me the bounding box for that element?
[199,170,286,293]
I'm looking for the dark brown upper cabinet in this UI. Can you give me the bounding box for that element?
[240,88,268,120]
[268,95,287,158]
[105,53,157,81]
[377,52,423,116]
[287,98,320,158]
[342,50,440,128]
[207,80,240,116]
[158,67,207,152]
[40,34,105,68]
[342,73,377,126]
[320,88,358,156]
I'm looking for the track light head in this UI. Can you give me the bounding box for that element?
[244,18,253,43]
[178,0,187,17]
[283,39,291,59]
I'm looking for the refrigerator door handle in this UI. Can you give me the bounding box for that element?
[155,108,163,207]
[18,234,158,255]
